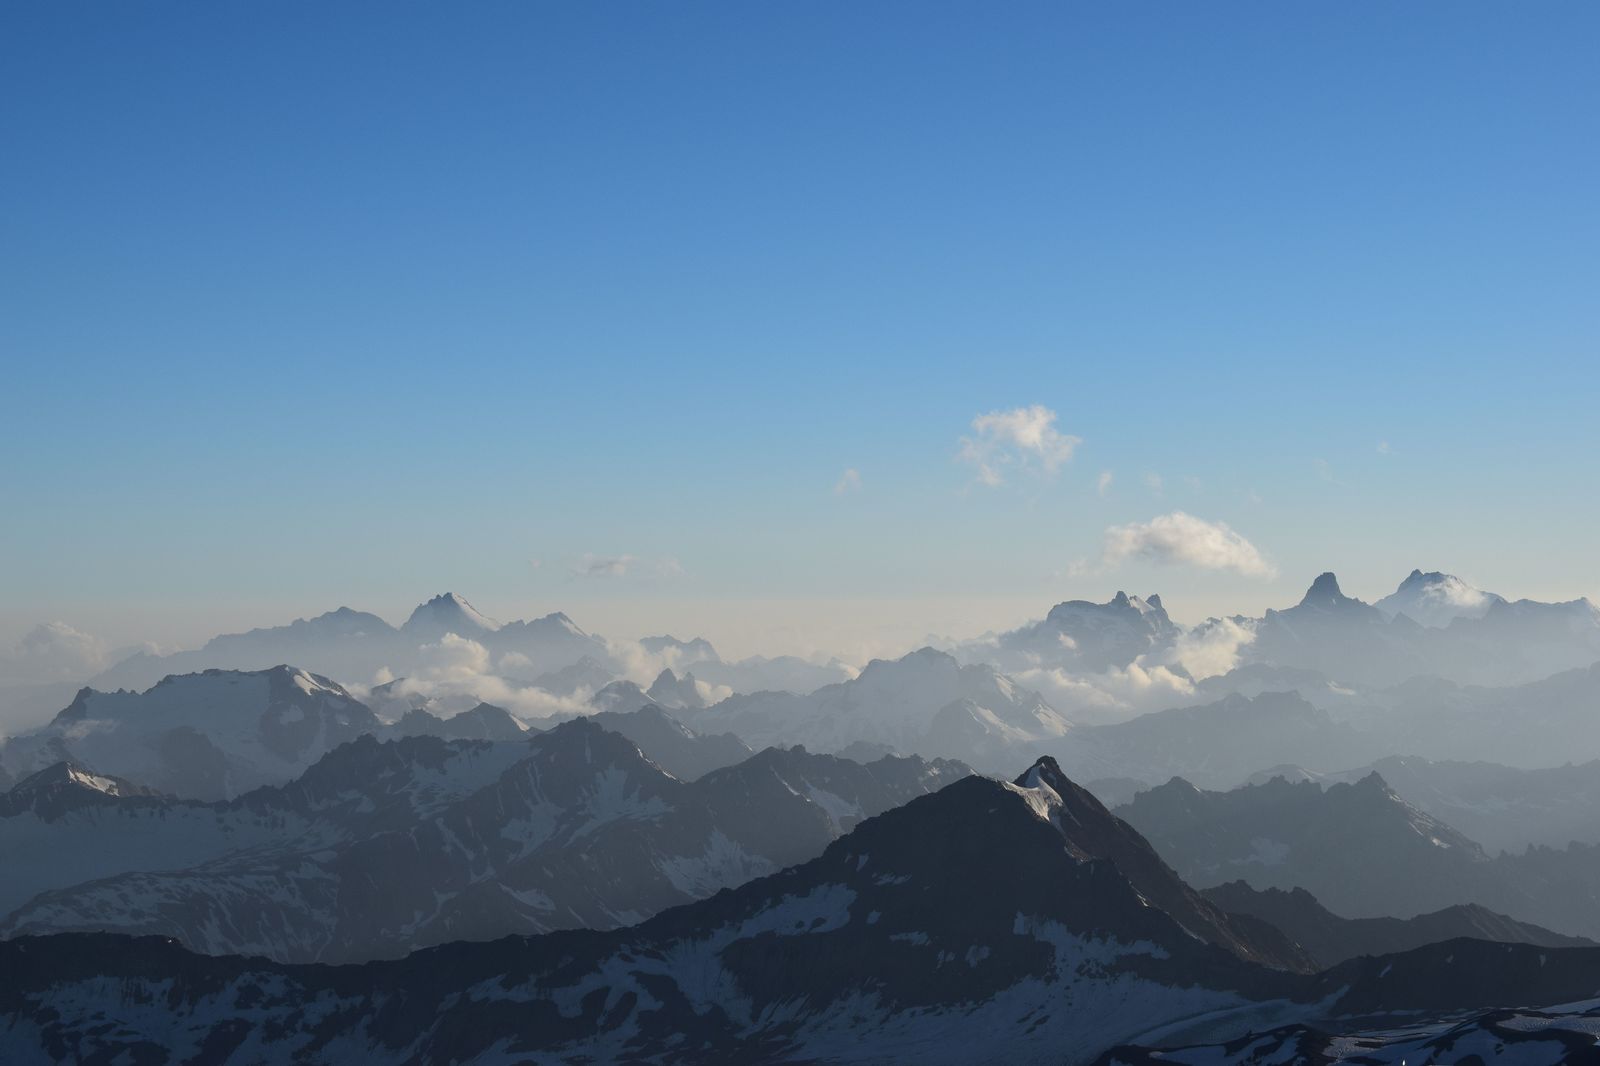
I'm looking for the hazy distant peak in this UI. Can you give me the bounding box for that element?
[1375,569,1503,627]
[639,634,721,662]
[1046,590,1171,623]
[402,593,502,635]
[1299,571,1349,607]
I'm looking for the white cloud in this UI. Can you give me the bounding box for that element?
[1,622,109,685]
[1377,441,1391,455]
[1098,511,1277,579]
[416,632,493,680]
[1143,472,1164,495]
[1096,471,1114,497]
[1013,663,1195,719]
[574,554,637,578]
[834,468,862,495]
[571,554,682,580]
[957,404,1080,486]
[366,634,595,721]
[1162,616,1257,680]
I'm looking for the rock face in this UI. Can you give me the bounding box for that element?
[0,667,382,800]
[1009,757,1312,973]
[0,721,970,963]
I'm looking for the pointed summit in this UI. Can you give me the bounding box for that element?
[1008,756,1311,971]
[402,593,502,637]
[9,760,157,799]
[1300,571,1347,607]
[645,668,707,710]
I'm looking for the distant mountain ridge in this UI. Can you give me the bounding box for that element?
[0,666,380,800]
[678,646,1072,771]
[1202,880,1590,968]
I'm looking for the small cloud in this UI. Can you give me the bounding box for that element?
[416,632,492,679]
[957,404,1080,487]
[570,553,681,580]
[1144,472,1164,495]
[573,553,638,578]
[1377,441,1391,455]
[834,468,862,495]
[1095,511,1277,579]
[1183,476,1204,493]
[1314,458,1336,482]
[1096,471,1114,497]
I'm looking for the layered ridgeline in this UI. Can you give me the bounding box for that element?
[91,593,608,692]
[0,667,760,800]
[11,570,1600,794]
[0,719,970,963]
[1238,571,1600,690]
[673,647,1074,771]
[1242,755,1600,854]
[77,593,855,714]
[1117,772,1600,942]
[9,759,1600,1065]
[961,570,1600,695]
[1200,881,1589,969]
[0,667,381,800]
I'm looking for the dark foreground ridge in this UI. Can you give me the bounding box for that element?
[9,761,1600,1064]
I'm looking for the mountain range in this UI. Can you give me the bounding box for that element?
[0,717,970,963]
[7,569,1600,1061]
[11,755,1600,1064]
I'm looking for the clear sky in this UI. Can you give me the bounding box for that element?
[2,2,1597,659]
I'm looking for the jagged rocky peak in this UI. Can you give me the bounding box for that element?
[1299,571,1349,607]
[645,668,706,709]
[1047,590,1172,623]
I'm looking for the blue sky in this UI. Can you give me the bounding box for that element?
[2,2,1597,655]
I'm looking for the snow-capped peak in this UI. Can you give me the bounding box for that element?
[1374,569,1504,627]
[402,593,502,635]
[8,760,153,798]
